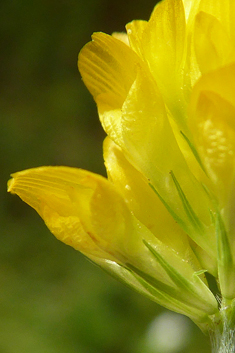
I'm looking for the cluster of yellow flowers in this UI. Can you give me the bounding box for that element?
[8,0,235,332]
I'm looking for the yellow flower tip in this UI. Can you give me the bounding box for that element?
[7,166,136,263]
[7,168,37,194]
[112,32,130,46]
[7,176,15,193]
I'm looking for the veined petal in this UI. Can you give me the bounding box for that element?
[6,166,187,287]
[7,166,136,262]
[78,32,141,143]
[78,32,139,110]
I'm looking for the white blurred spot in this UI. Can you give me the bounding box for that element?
[125,184,131,191]
[145,312,192,353]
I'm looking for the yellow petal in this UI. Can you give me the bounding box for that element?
[116,68,216,257]
[78,32,139,110]
[189,65,235,278]
[198,0,235,41]
[143,0,186,71]
[6,166,181,283]
[190,62,235,110]
[138,0,188,122]
[190,92,235,189]
[103,137,203,270]
[8,166,219,317]
[8,166,219,311]
[189,64,235,202]
[78,32,142,144]
[194,11,234,74]
[126,20,147,57]
[182,0,201,22]
[7,166,135,262]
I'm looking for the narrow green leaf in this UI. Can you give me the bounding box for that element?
[170,170,204,233]
[193,270,208,277]
[148,182,186,228]
[143,240,197,294]
[180,130,207,174]
[126,262,178,296]
[201,183,217,224]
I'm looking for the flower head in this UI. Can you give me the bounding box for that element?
[8,0,235,331]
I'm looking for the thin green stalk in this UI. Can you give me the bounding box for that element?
[210,300,235,353]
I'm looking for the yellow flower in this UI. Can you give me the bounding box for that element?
[8,0,235,331]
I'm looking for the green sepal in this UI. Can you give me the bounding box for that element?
[148,182,186,228]
[88,255,216,332]
[89,255,204,318]
[87,256,166,303]
[123,263,211,323]
[143,240,218,314]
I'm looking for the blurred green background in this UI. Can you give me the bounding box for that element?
[1,0,211,352]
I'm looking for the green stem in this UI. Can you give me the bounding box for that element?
[210,299,235,353]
